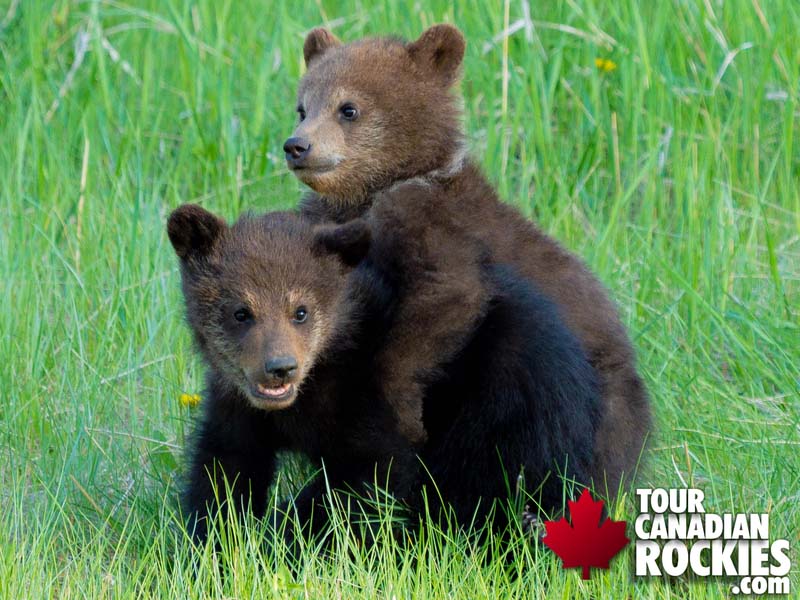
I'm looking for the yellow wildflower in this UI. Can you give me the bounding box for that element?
[180,393,201,408]
[595,57,617,73]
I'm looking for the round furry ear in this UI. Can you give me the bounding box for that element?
[304,28,342,67]
[167,204,227,260]
[407,24,466,85]
[313,219,371,267]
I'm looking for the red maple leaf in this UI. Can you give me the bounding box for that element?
[542,489,630,579]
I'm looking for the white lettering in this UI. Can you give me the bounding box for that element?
[635,541,661,576]
[770,540,791,576]
[662,540,689,576]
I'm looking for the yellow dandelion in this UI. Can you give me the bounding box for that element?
[595,57,617,73]
[179,393,201,408]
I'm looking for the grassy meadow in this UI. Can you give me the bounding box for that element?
[1,0,798,597]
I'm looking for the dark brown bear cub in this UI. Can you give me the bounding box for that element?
[286,25,651,494]
[168,204,416,543]
[168,204,601,542]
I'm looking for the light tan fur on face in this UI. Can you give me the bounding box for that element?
[292,85,393,203]
[230,285,339,409]
[173,209,354,412]
[287,29,466,205]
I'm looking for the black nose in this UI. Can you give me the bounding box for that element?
[283,137,311,161]
[265,356,298,380]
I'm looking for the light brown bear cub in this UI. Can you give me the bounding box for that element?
[284,24,651,494]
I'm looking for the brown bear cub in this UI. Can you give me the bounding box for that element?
[168,204,601,542]
[168,204,416,543]
[285,24,651,493]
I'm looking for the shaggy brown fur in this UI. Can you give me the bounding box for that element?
[357,184,491,442]
[169,205,420,542]
[286,25,651,493]
[169,204,604,543]
[168,205,353,413]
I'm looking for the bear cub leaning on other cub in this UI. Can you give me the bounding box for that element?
[168,203,601,543]
[288,24,651,493]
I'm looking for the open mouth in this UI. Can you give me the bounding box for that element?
[249,382,296,408]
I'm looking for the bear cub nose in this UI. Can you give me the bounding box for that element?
[283,137,311,163]
[265,356,298,380]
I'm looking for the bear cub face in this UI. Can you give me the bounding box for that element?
[284,25,467,203]
[167,204,370,411]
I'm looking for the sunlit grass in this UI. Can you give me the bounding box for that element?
[1,0,797,597]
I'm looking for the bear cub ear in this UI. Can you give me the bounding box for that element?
[304,28,342,67]
[167,204,227,260]
[407,24,466,85]
[313,219,372,267]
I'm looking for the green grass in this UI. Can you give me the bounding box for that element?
[1,0,798,597]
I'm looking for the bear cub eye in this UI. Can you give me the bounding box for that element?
[297,106,306,122]
[233,308,252,323]
[293,306,308,324]
[339,103,358,121]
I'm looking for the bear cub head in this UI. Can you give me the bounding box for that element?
[168,204,370,410]
[284,24,467,203]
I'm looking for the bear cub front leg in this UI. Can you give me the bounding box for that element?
[183,376,279,543]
